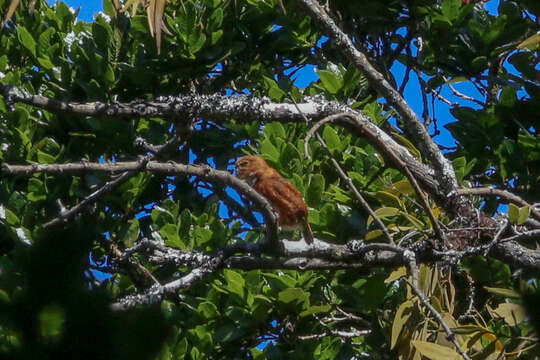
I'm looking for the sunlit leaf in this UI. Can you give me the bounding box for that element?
[412,340,459,360]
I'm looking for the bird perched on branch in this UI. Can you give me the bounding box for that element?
[235,155,314,244]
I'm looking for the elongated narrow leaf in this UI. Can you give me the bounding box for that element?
[412,340,459,360]
[391,300,413,349]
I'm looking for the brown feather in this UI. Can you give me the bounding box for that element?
[235,155,313,244]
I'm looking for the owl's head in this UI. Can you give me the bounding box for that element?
[235,155,272,184]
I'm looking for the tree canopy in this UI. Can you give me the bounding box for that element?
[0,0,539,359]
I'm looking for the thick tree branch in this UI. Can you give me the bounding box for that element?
[0,82,350,123]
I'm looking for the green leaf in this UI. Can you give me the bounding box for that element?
[441,0,461,21]
[262,76,286,101]
[208,8,224,30]
[37,55,55,71]
[193,227,213,246]
[385,266,407,283]
[3,207,20,226]
[391,300,413,349]
[322,126,341,153]
[264,123,286,139]
[402,213,425,230]
[451,324,486,335]
[392,132,421,160]
[367,207,399,227]
[299,304,331,318]
[223,269,245,299]
[121,219,140,247]
[189,31,206,54]
[499,87,517,107]
[306,174,325,208]
[215,324,245,343]
[161,224,183,249]
[375,191,402,208]
[390,180,414,196]
[39,305,65,339]
[278,288,308,304]
[27,178,46,202]
[104,64,115,84]
[36,150,56,164]
[18,26,37,57]
[518,206,530,225]
[317,69,343,94]
[198,301,220,319]
[493,303,526,326]
[0,55,7,71]
[483,286,521,299]
[365,229,383,241]
[412,340,459,359]
[508,203,519,223]
[0,289,9,304]
[260,138,280,163]
[38,27,56,53]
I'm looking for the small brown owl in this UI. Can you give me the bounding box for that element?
[235,155,314,244]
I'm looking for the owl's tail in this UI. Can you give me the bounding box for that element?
[302,219,314,244]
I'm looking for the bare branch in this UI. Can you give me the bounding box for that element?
[0,82,350,124]
[43,164,142,228]
[457,187,540,221]
[443,76,485,106]
[110,260,221,311]
[297,328,371,340]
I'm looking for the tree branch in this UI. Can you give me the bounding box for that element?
[0,82,350,123]
[298,0,458,194]
[457,187,540,221]
[2,160,279,246]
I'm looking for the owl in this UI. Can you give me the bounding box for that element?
[235,155,314,244]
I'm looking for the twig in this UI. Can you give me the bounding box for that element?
[404,277,472,360]
[414,69,432,128]
[316,133,393,243]
[496,229,540,244]
[401,164,446,243]
[42,164,142,228]
[443,76,485,106]
[110,258,222,311]
[297,328,370,340]
[482,219,508,256]
[457,187,540,221]
[458,271,476,322]
[107,241,160,287]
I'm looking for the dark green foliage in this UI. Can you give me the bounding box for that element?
[0,0,539,359]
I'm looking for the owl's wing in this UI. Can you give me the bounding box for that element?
[254,176,308,224]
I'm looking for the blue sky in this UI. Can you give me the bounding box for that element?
[46,0,102,21]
